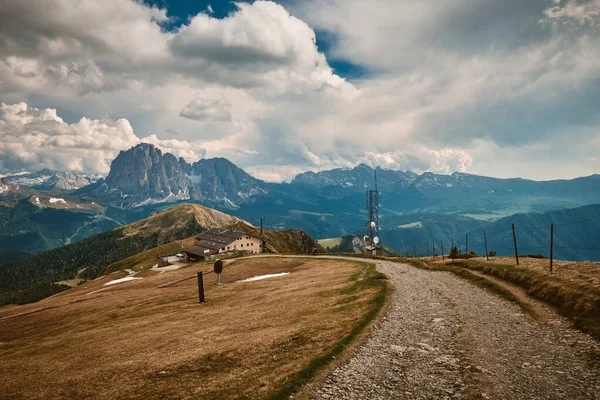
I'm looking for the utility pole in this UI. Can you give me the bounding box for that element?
[484,229,489,261]
[550,223,554,272]
[260,217,264,253]
[512,223,519,265]
[441,240,444,261]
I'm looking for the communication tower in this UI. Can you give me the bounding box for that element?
[365,169,380,248]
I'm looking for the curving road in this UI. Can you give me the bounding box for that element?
[298,256,600,400]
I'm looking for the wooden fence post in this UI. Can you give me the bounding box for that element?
[441,240,444,261]
[550,223,554,272]
[512,223,519,265]
[484,230,489,261]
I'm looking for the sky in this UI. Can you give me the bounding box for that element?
[0,0,599,182]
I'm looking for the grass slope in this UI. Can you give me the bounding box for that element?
[0,258,387,400]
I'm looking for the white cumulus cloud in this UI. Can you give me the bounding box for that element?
[0,102,205,173]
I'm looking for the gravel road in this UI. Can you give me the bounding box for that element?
[315,258,600,400]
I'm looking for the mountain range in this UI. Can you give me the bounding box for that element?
[1,169,102,190]
[1,142,600,263]
[76,143,268,208]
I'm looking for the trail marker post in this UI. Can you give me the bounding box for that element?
[550,223,554,272]
[214,259,223,285]
[484,230,489,261]
[512,224,519,265]
[197,272,205,304]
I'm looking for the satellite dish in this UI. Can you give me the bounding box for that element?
[363,235,369,242]
[214,259,223,274]
[373,236,380,244]
[370,221,376,228]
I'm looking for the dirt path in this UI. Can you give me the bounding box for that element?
[306,257,600,400]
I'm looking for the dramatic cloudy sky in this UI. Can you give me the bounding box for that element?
[0,0,599,181]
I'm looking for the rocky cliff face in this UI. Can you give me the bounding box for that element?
[0,177,21,197]
[0,177,10,194]
[189,158,268,207]
[103,143,199,206]
[78,143,267,208]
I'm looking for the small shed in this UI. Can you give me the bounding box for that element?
[364,245,382,257]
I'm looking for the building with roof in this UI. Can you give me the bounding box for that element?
[184,228,262,260]
[364,245,382,257]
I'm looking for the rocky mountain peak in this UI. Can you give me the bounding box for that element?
[79,143,267,208]
[102,142,197,207]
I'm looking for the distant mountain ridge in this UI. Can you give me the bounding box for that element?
[2,169,102,190]
[291,164,418,188]
[292,163,600,195]
[377,204,600,262]
[77,143,268,209]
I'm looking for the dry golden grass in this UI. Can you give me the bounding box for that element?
[484,257,600,291]
[427,256,600,293]
[0,257,383,400]
[102,237,198,275]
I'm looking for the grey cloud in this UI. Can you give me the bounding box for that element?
[0,0,599,180]
[180,96,232,122]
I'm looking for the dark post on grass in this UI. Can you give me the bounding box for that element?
[550,223,554,272]
[484,229,489,261]
[512,223,519,265]
[466,233,469,255]
[441,240,444,261]
[214,259,223,285]
[197,272,205,304]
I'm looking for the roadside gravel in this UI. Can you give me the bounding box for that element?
[315,259,600,400]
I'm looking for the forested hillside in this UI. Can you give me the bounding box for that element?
[0,204,243,306]
[374,205,600,261]
[0,199,119,265]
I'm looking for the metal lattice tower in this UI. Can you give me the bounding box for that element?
[365,169,379,246]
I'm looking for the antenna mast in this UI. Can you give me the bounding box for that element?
[365,168,380,247]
